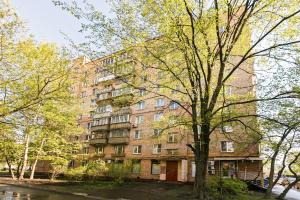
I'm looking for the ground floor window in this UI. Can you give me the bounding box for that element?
[115,145,124,155]
[191,161,196,177]
[96,146,104,154]
[112,160,124,171]
[69,160,75,168]
[151,160,160,175]
[222,161,236,178]
[81,160,87,166]
[132,160,141,173]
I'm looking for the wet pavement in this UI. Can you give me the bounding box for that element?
[0,184,89,200]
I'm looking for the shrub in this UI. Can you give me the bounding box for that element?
[64,166,87,181]
[207,177,248,200]
[86,159,109,181]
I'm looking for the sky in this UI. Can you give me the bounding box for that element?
[10,0,110,46]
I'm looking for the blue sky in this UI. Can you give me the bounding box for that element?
[11,0,110,46]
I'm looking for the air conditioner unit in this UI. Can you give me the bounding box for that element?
[208,161,215,166]
[222,125,233,133]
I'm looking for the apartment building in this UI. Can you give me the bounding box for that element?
[62,52,262,182]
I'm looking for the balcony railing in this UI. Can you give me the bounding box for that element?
[110,122,131,130]
[91,124,109,131]
[89,137,107,145]
[111,153,125,157]
[108,136,130,144]
[93,112,111,119]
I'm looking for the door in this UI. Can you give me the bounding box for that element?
[166,161,178,181]
[222,161,236,178]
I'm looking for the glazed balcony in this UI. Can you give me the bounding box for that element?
[96,92,112,104]
[110,122,131,130]
[89,137,107,145]
[108,136,130,144]
[93,112,111,119]
[91,124,109,132]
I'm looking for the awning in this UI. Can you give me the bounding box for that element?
[213,157,263,161]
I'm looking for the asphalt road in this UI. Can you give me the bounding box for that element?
[0,184,90,200]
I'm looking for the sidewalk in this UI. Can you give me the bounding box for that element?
[0,178,194,200]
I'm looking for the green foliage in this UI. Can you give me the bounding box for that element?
[207,177,248,200]
[49,157,68,180]
[86,159,109,181]
[64,166,87,181]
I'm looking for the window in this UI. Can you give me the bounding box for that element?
[132,160,141,173]
[93,117,109,126]
[153,129,162,137]
[167,149,178,155]
[208,161,215,175]
[85,135,90,141]
[137,101,145,110]
[111,114,130,123]
[157,71,164,80]
[168,133,178,143]
[115,145,124,155]
[83,147,89,154]
[169,101,179,109]
[96,105,112,113]
[69,160,75,168]
[134,130,141,139]
[87,123,91,129]
[156,98,165,107]
[81,91,87,98]
[141,75,147,82]
[221,141,234,152]
[96,146,104,154]
[152,144,161,154]
[191,161,196,177]
[139,88,146,96]
[133,145,142,154]
[151,160,160,175]
[110,129,128,137]
[154,112,163,121]
[135,115,144,124]
[81,160,87,166]
[225,86,233,95]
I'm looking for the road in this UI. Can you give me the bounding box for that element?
[0,184,90,200]
[273,185,300,200]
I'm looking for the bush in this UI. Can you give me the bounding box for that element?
[86,160,109,182]
[64,166,87,181]
[208,177,248,200]
[107,160,132,185]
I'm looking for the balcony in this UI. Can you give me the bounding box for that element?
[89,137,107,145]
[93,112,111,119]
[110,122,131,130]
[96,93,112,104]
[112,107,131,115]
[111,153,125,157]
[94,74,115,84]
[91,124,109,132]
[108,136,130,144]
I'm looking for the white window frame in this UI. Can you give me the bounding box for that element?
[169,101,179,109]
[153,129,162,137]
[134,130,141,139]
[137,101,145,110]
[154,112,163,121]
[152,144,161,154]
[156,98,165,107]
[133,145,142,154]
[96,146,104,154]
[221,141,234,152]
[135,115,144,124]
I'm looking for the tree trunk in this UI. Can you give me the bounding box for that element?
[19,134,30,180]
[30,138,45,179]
[194,123,210,200]
[5,156,15,179]
[265,156,276,197]
[277,178,300,200]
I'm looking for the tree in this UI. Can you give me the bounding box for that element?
[54,1,300,199]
